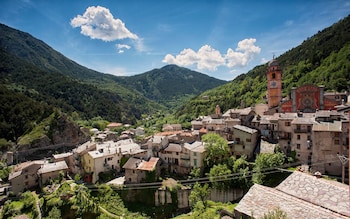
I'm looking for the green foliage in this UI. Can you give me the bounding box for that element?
[252,152,285,185]
[176,15,350,120]
[262,207,287,219]
[174,200,236,219]
[189,167,201,179]
[74,173,81,182]
[189,182,210,210]
[43,206,61,219]
[144,170,157,183]
[202,133,230,168]
[209,164,232,190]
[2,200,24,218]
[118,65,226,110]
[227,155,251,189]
[0,162,12,182]
[2,191,38,218]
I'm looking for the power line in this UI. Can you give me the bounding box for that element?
[86,158,342,191]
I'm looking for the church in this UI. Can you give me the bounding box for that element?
[265,59,346,113]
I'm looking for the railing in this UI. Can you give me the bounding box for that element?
[294,129,310,133]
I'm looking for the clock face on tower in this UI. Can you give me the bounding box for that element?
[270,80,277,88]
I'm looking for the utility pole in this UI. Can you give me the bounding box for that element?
[338,154,348,183]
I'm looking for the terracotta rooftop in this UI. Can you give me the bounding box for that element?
[138,157,159,171]
[123,157,159,172]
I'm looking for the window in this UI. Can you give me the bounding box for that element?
[246,138,251,142]
[334,139,340,145]
[297,144,301,149]
[272,73,276,79]
[193,159,197,167]
[296,125,301,130]
[334,132,340,137]
[193,152,197,156]
[242,145,245,149]
[285,121,291,126]
[297,135,300,140]
[176,152,179,155]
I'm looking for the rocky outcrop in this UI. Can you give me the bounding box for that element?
[50,114,90,145]
[16,113,90,161]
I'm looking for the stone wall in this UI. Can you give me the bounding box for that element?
[155,187,244,209]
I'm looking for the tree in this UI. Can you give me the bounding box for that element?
[209,164,232,190]
[189,182,210,210]
[44,206,61,219]
[189,167,201,179]
[252,152,285,184]
[228,155,251,189]
[202,133,229,168]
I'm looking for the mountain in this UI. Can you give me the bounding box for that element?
[176,14,350,120]
[0,23,226,142]
[116,64,227,109]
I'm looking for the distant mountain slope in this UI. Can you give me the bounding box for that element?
[0,23,226,112]
[0,23,228,142]
[176,14,350,120]
[0,23,162,115]
[0,48,143,141]
[118,65,227,108]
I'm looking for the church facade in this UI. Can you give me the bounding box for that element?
[266,59,340,113]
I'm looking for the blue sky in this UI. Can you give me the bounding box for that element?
[1,0,349,81]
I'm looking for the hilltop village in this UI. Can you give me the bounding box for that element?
[5,60,350,217]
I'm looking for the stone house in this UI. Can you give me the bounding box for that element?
[159,143,182,174]
[70,140,97,175]
[230,125,259,159]
[276,113,297,154]
[38,161,68,186]
[123,157,160,183]
[81,140,147,183]
[82,148,121,184]
[312,120,344,175]
[8,160,44,194]
[185,141,205,171]
[146,135,169,156]
[53,152,73,172]
[162,124,182,132]
[222,107,256,126]
[290,115,314,164]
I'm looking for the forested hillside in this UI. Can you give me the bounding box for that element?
[117,65,227,109]
[0,48,141,141]
[0,23,227,144]
[175,14,350,121]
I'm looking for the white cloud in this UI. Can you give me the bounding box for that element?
[70,6,138,41]
[116,43,131,53]
[226,38,261,67]
[163,38,260,71]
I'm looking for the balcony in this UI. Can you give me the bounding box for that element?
[180,155,190,160]
[294,128,310,133]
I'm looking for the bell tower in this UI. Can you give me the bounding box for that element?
[267,59,282,109]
